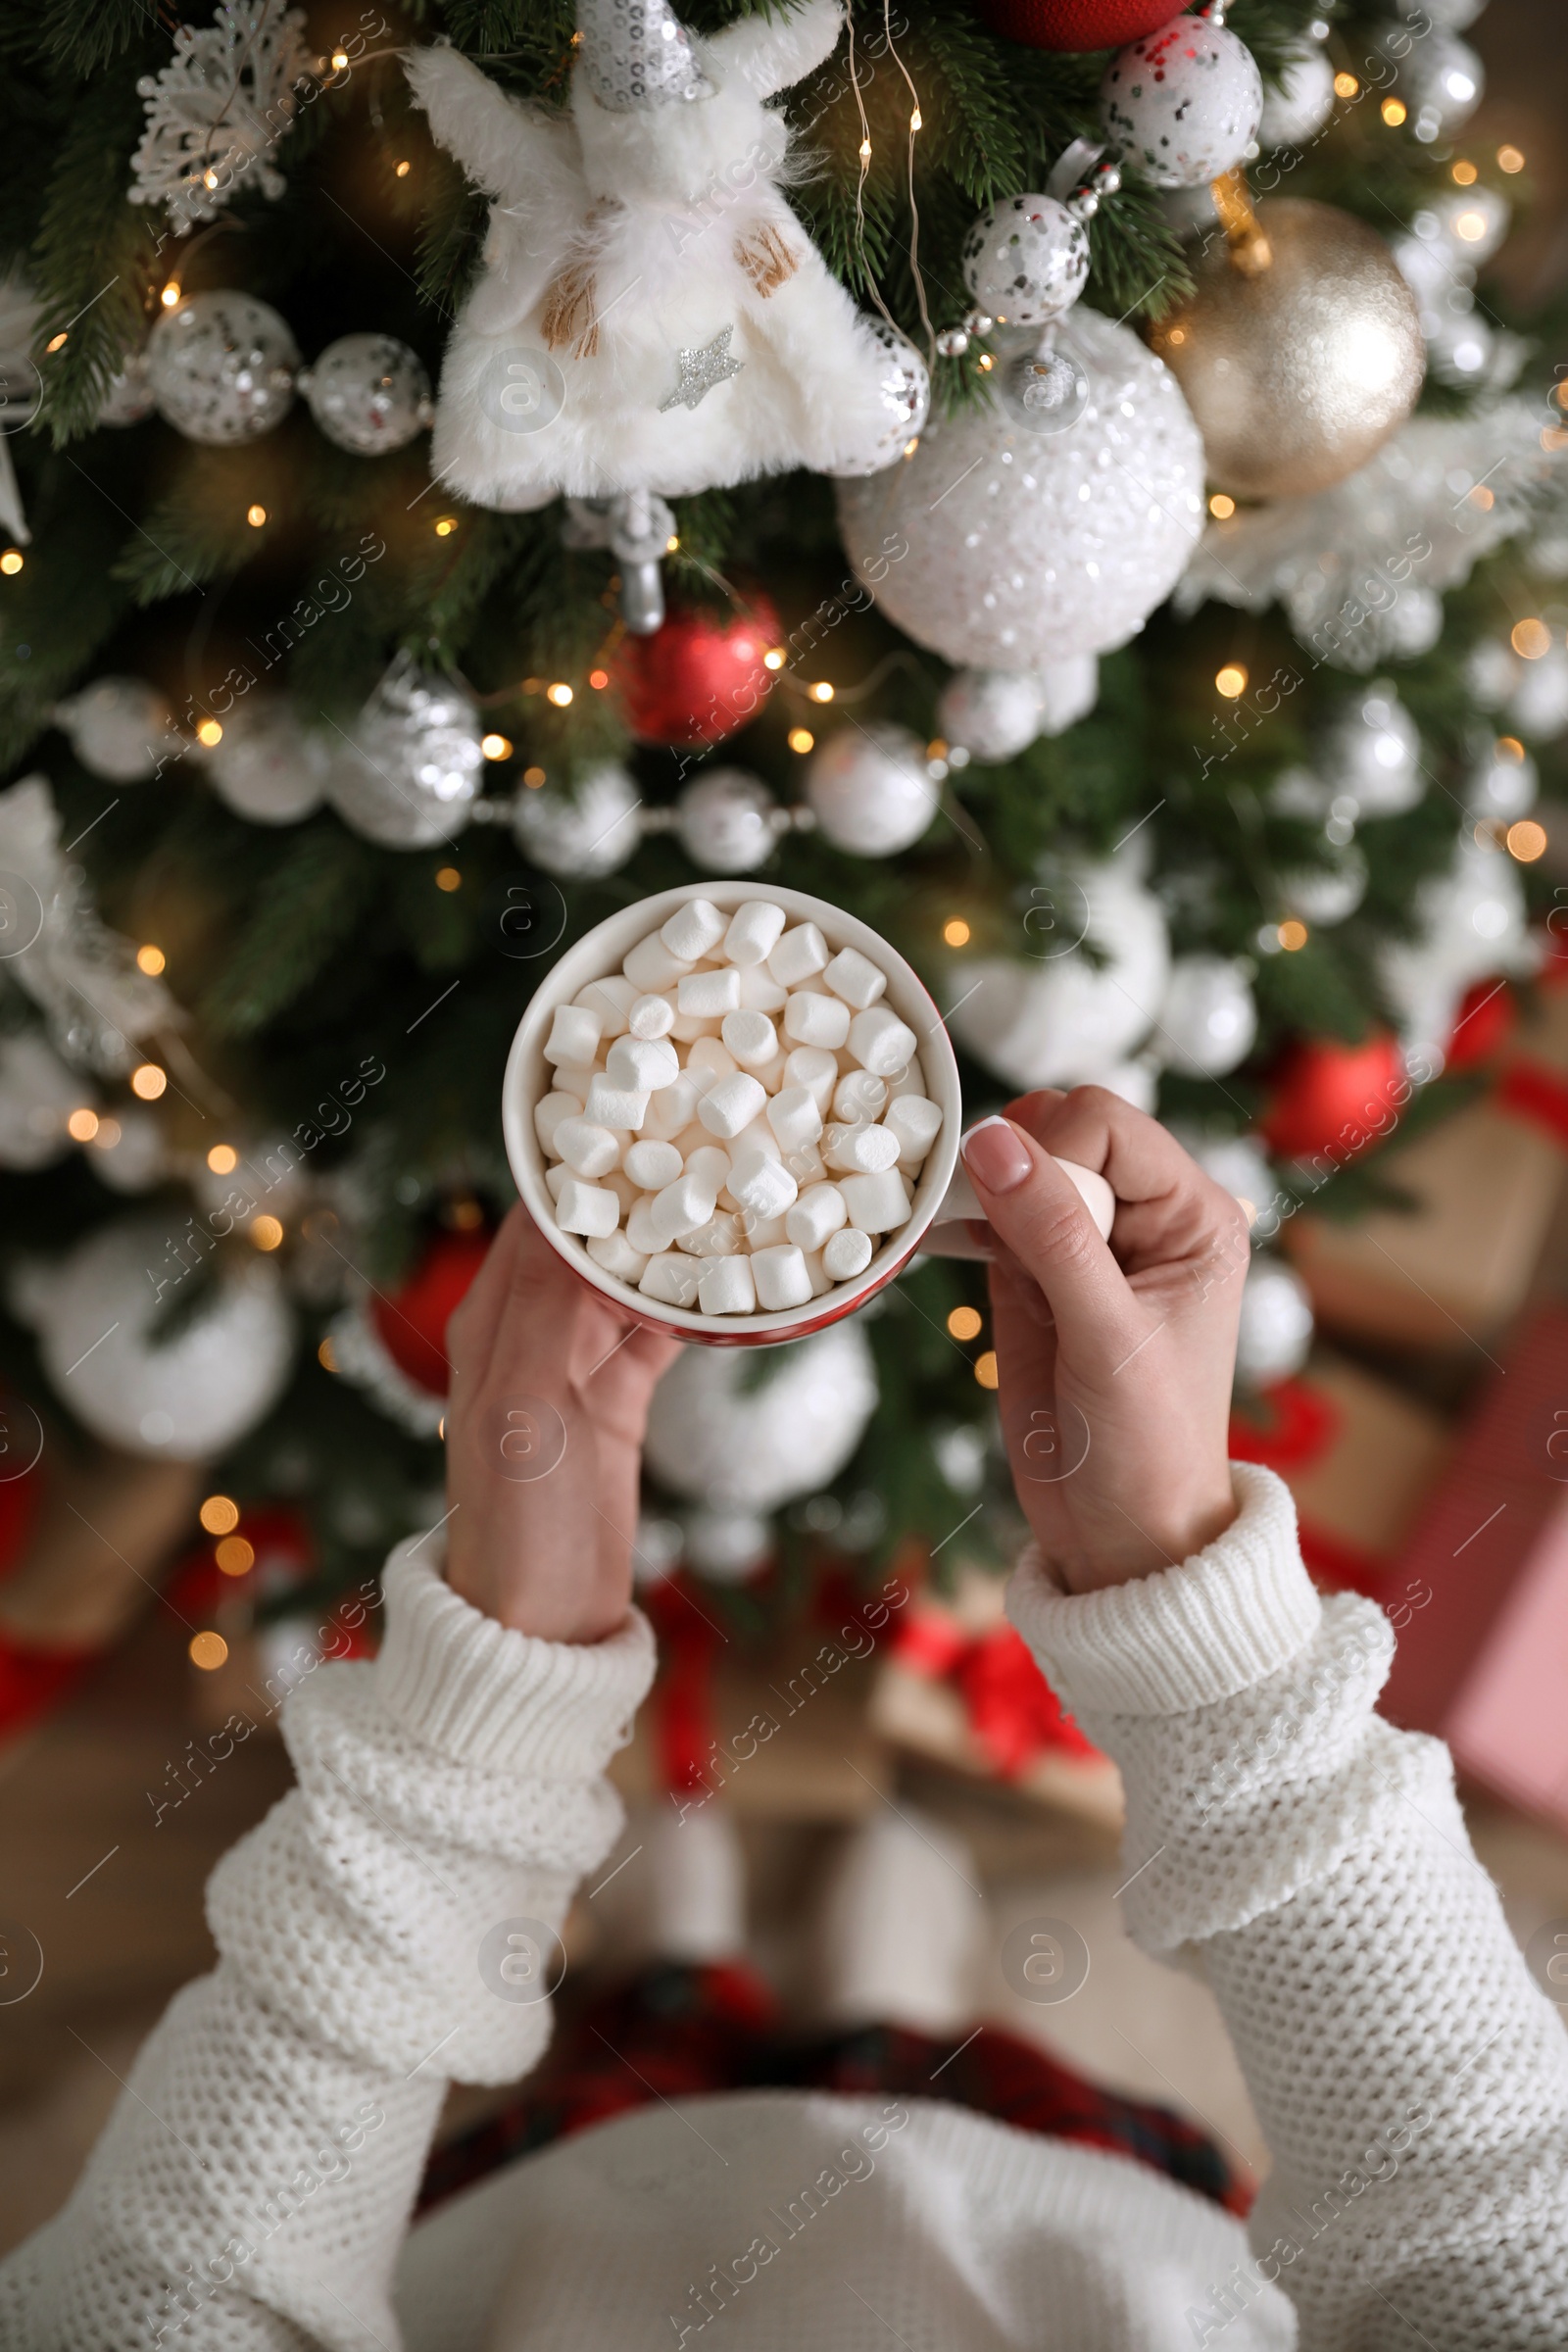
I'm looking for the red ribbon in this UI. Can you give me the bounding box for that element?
[1228,1377,1388,1592]
[891,1605,1096,1777]
[1494,1059,1568,1150]
[642,1577,725,1795]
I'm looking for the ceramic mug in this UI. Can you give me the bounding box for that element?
[502,880,964,1346]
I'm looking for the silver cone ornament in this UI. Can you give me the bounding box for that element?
[576,0,712,109]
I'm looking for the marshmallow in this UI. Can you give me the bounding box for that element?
[885,1094,942,1167]
[840,1168,912,1233]
[677,1213,744,1257]
[802,1247,833,1298]
[545,1163,569,1200]
[766,1085,824,1152]
[535,1093,582,1154]
[848,1006,918,1079]
[822,946,887,1009]
[555,1118,621,1179]
[727,1150,799,1221]
[661,898,727,961]
[628,992,676,1041]
[886,1052,926,1102]
[587,1230,648,1283]
[698,1072,768,1140]
[623,932,693,993]
[575,976,636,1038]
[783,990,852,1050]
[604,1170,640,1214]
[737,1211,788,1250]
[783,1048,838,1115]
[545,1003,602,1066]
[723,900,787,966]
[626,1196,662,1256]
[608,1034,680,1094]
[687,1036,739,1086]
[785,1182,848,1251]
[822,1226,874,1281]
[651,1171,719,1245]
[639,1252,702,1307]
[585,1075,648,1131]
[780,1139,826,1187]
[643,1075,701,1142]
[768,922,828,987]
[698,1255,757,1315]
[550,1062,598,1104]
[623,1138,683,1190]
[731,1116,780,1162]
[556,1178,620,1238]
[678,965,742,1019]
[823,1120,901,1176]
[684,1144,733,1194]
[737,963,788,1012]
[721,1009,777,1068]
[751,1244,813,1311]
[670,1009,722,1044]
[833,1068,889,1125]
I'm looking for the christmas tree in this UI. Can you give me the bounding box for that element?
[0,0,1561,1658]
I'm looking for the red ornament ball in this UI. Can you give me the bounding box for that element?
[1258,1033,1406,1164]
[371,1228,491,1396]
[972,0,1182,50]
[612,597,781,750]
[1446,976,1516,1072]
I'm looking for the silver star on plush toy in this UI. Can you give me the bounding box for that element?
[659,325,744,414]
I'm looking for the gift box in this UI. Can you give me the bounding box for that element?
[1229,1353,1449,1597]
[867,1567,1125,1830]
[1381,1304,1568,1833]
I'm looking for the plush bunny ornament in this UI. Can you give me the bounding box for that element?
[405,0,928,624]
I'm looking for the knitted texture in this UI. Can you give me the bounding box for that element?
[3,1479,1565,2351]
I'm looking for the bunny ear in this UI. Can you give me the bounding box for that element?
[575,0,713,110]
[707,0,845,98]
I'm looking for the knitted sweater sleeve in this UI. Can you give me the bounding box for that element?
[1007,1462,1568,2350]
[0,1536,657,2352]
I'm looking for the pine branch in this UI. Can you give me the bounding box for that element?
[36,0,154,74]
[199,823,381,1038]
[30,61,162,448]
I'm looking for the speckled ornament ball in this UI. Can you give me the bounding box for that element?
[146,290,298,444]
[827,322,931,477]
[1318,683,1424,818]
[1235,1256,1314,1386]
[961,196,1090,329]
[807,724,938,857]
[836,308,1204,668]
[1101,17,1262,189]
[1156,954,1257,1076]
[204,696,330,824]
[673,769,780,873]
[325,666,483,848]
[53,675,172,781]
[514,761,643,878]
[938,668,1044,762]
[300,333,433,455]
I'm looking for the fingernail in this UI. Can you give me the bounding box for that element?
[961,1116,1033,1195]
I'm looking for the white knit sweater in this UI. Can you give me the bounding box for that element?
[3,1466,1565,2351]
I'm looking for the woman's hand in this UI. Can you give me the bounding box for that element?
[442,1204,681,1642]
[960,1090,1249,1592]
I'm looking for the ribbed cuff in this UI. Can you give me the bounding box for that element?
[1004,1463,1320,1718]
[373,1532,657,1775]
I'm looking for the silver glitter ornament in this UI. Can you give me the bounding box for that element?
[1319,685,1424,819]
[937,669,1044,764]
[837,308,1204,668]
[1101,17,1262,190]
[0,1034,84,1171]
[1463,737,1538,826]
[825,322,931,478]
[674,768,779,872]
[1036,654,1100,736]
[807,723,938,858]
[299,333,433,455]
[659,326,743,414]
[1278,840,1367,928]
[1379,28,1483,138]
[576,0,713,111]
[1155,955,1257,1077]
[514,760,643,878]
[1235,1257,1313,1387]
[53,675,172,781]
[1258,38,1335,148]
[645,1322,878,1515]
[961,196,1090,330]
[325,659,483,848]
[203,695,329,824]
[146,289,298,444]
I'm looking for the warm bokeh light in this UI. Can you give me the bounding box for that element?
[480,732,512,760]
[318,1336,338,1372]
[435,865,462,892]
[433,514,458,537]
[1382,97,1406,126]
[589,668,609,689]
[1496,735,1525,760]
[977,352,995,371]
[809,681,834,703]
[943,917,971,947]
[131,1062,167,1100]
[523,764,546,787]
[909,107,922,131]
[665,534,679,554]
[250,1213,284,1250]
[1512,617,1551,659]
[246,503,267,526]
[1334,71,1357,98]
[974,1350,1000,1391]
[0,550,23,576]
[788,727,814,754]
[1507,818,1547,861]
[1453,209,1489,242]
[161,281,181,307]
[330,48,350,70]
[68,1107,98,1143]
[859,136,872,162]
[1469,484,1494,509]
[196,716,222,745]
[1208,492,1236,519]
[546,681,573,707]
[45,331,68,354]
[948,1305,983,1341]
[1498,144,1525,173]
[763,648,786,670]
[189,1631,228,1670]
[1278,918,1309,952]
[216,1535,255,1577]
[209,1146,239,1176]
[395,159,412,177]
[136,943,166,975]
[1215,663,1248,699]
[200,1494,240,1536]
[1451,159,1478,185]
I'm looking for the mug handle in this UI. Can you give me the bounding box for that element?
[921,1155,1114,1259]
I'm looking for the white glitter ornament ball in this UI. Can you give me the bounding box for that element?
[807,723,937,856]
[146,291,298,445]
[86,1103,169,1194]
[0,1034,84,1170]
[938,668,1043,763]
[1379,832,1527,1066]
[1172,1127,1278,1233]
[325,663,482,849]
[1279,840,1368,928]
[1155,955,1257,1077]
[674,768,778,873]
[1101,18,1263,190]
[837,310,1204,668]
[1036,655,1100,736]
[683,1507,772,1584]
[300,333,433,456]
[53,675,172,781]
[948,855,1169,1090]
[18,1216,294,1458]
[514,760,642,878]
[1319,684,1423,818]
[1509,646,1568,741]
[960,196,1090,330]
[1235,1256,1314,1388]
[1464,737,1538,825]
[826,322,931,478]
[204,696,329,824]
[1426,184,1510,268]
[644,1322,877,1515]
[1258,39,1335,148]
[1382,28,1483,137]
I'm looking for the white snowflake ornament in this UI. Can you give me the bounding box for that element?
[130,1,312,235]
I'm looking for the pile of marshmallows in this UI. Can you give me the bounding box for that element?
[535,897,944,1316]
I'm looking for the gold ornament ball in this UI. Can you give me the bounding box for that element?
[1149,199,1425,501]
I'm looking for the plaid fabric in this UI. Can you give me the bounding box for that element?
[417,1961,1250,2222]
